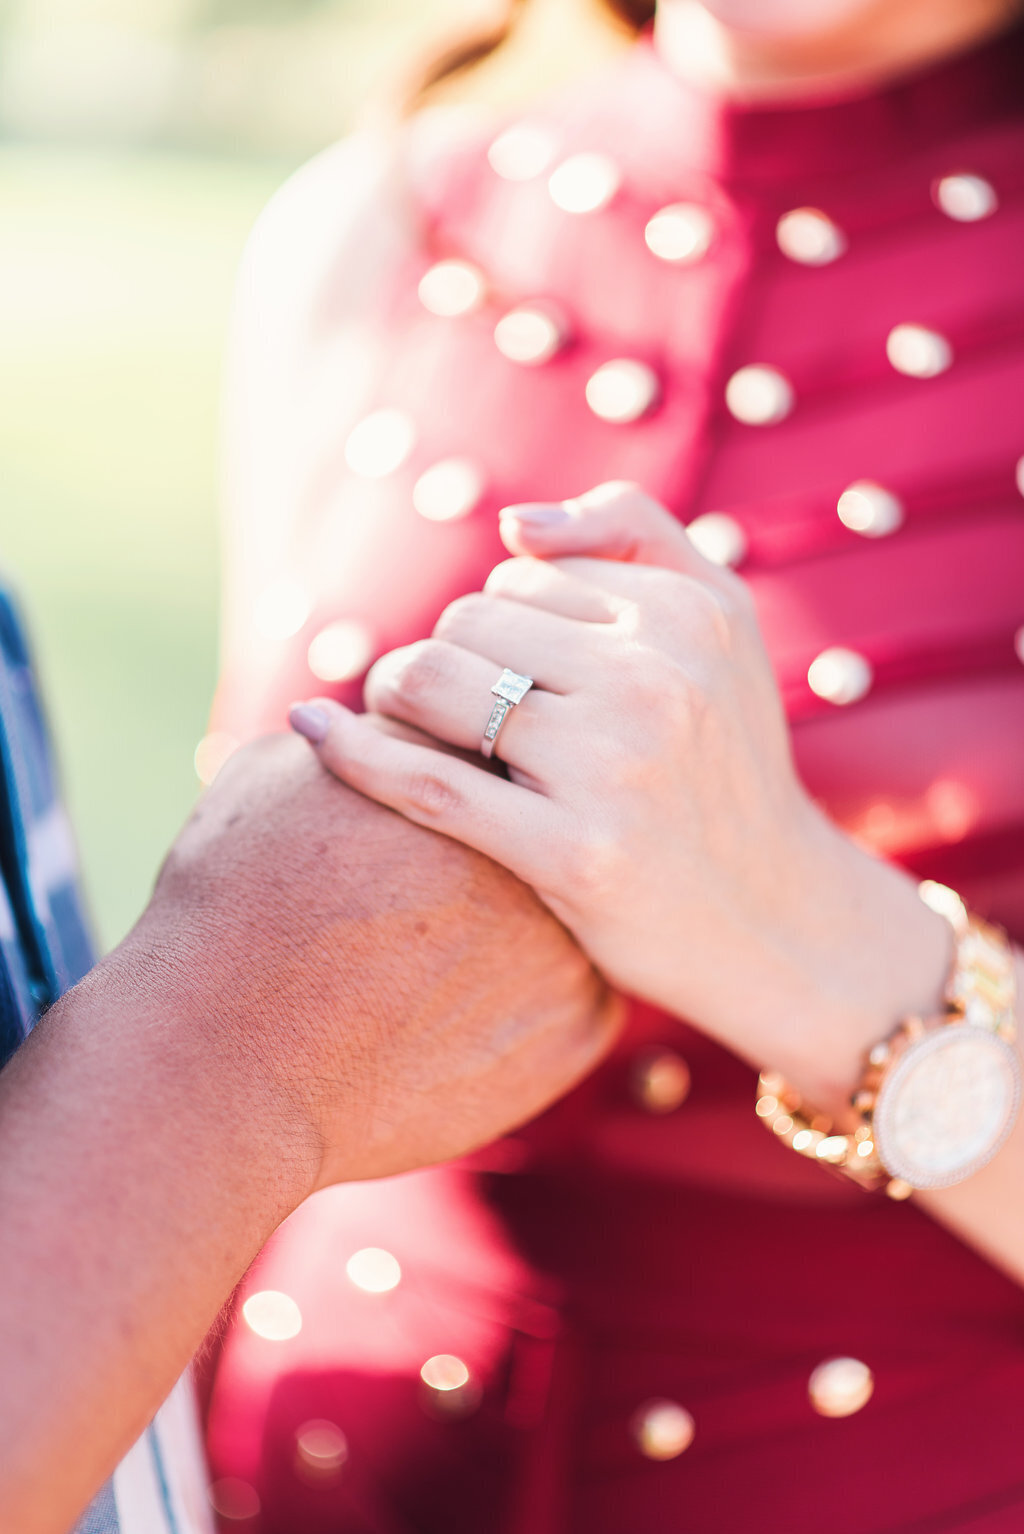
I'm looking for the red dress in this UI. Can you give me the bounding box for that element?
[205,26,1024,1533]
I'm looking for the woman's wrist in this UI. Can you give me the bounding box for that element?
[754,800,953,1116]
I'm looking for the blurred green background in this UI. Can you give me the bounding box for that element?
[0,0,482,949]
[1,145,278,949]
[0,0,619,948]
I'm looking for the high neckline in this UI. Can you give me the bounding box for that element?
[618,16,1024,186]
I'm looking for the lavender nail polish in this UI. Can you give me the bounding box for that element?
[500,503,571,526]
[289,703,331,744]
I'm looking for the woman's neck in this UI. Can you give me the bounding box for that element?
[654,0,1020,101]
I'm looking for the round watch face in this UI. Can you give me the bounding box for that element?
[874,1024,1021,1190]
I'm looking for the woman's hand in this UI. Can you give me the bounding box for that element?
[293,484,949,1106]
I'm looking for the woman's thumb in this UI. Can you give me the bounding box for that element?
[498,481,724,582]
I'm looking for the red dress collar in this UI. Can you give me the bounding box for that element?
[595,20,1024,188]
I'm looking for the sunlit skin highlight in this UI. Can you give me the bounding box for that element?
[655,0,1023,99]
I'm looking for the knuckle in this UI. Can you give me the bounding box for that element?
[662,668,709,739]
[483,557,534,599]
[612,596,645,642]
[581,481,672,532]
[385,640,451,707]
[434,591,487,644]
[714,566,756,621]
[619,568,681,628]
[679,578,735,651]
[558,829,622,904]
[405,767,461,820]
[612,646,669,707]
[632,487,672,524]
[606,648,706,752]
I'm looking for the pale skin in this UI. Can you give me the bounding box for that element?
[655,0,1023,98]
[0,738,618,1534]
[295,484,1024,1286]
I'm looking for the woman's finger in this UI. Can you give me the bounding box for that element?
[358,710,504,772]
[483,556,622,623]
[432,592,607,690]
[541,557,740,632]
[499,480,737,593]
[363,639,559,773]
[288,699,559,884]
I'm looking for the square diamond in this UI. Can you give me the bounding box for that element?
[492,669,533,705]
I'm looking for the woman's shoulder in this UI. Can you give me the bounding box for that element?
[235,107,493,338]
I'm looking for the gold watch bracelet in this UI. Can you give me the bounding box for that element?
[755,881,1018,1199]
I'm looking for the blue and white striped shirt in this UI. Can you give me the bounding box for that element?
[0,582,211,1534]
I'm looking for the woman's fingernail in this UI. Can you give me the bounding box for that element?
[500,502,571,526]
[289,702,332,744]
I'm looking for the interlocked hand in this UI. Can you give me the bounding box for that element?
[293,483,855,1072]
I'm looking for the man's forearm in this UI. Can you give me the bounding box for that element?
[0,926,316,1534]
[0,734,616,1532]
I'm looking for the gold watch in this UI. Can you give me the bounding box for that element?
[757,881,1020,1199]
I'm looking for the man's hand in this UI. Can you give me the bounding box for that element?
[0,734,617,1534]
[288,483,948,1112]
[141,731,619,1189]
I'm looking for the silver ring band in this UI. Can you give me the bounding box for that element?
[481,668,534,759]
